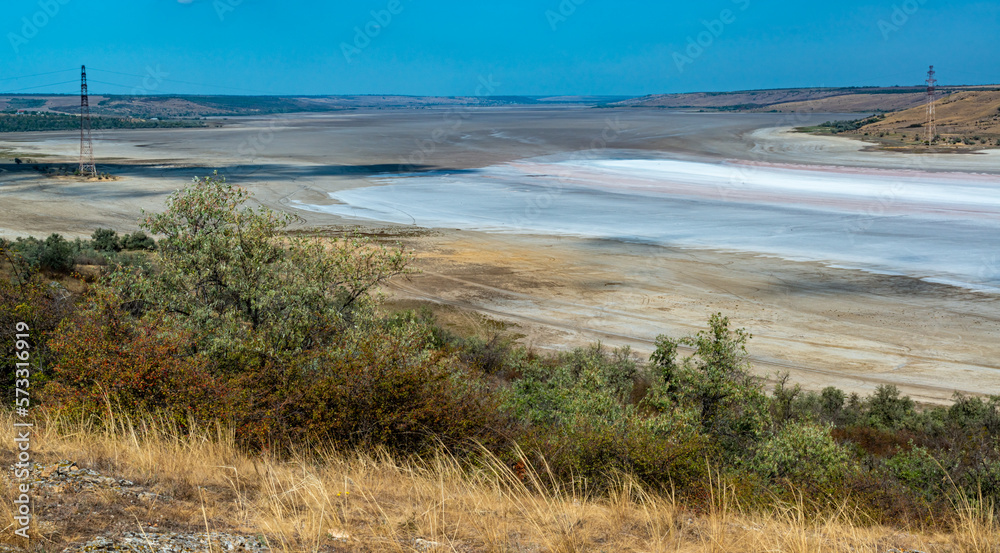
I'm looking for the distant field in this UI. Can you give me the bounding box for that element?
[763,92,928,113]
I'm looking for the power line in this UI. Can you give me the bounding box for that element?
[89,67,275,94]
[0,79,79,94]
[87,78,148,90]
[0,68,78,82]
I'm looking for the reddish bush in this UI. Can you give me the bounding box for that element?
[228,326,515,454]
[43,289,226,425]
[832,425,915,457]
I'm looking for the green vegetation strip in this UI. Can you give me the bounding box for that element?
[0,113,206,132]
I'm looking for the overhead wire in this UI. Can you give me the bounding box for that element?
[0,79,79,94]
[89,67,275,94]
[0,68,78,82]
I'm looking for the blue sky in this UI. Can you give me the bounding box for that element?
[2,0,998,96]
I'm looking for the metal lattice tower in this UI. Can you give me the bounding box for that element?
[925,65,937,145]
[79,65,96,177]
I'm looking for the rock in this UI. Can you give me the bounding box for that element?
[64,531,270,552]
[5,460,161,501]
[413,538,443,551]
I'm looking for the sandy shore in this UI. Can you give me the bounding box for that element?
[2,108,998,402]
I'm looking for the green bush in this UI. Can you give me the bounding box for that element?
[12,234,76,274]
[126,174,410,366]
[750,421,855,490]
[121,230,155,251]
[865,385,915,430]
[506,343,707,490]
[644,313,770,456]
[884,445,949,503]
[91,228,121,253]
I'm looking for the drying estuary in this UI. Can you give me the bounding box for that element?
[3,107,999,402]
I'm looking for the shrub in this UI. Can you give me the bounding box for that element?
[230,321,513,454]
[73,247,109,266]
[749,421,855,490]
[506,343,707,490]
[0,245,76,401]
[40,234,76,273]
[645,313,770,455]
[43,285,225,425]
[948,394,1000,434]
[120,230,155,251]
[821,386,846,422]
[771,372,802,425]
[865,384,915,430]
[12,233,76,274]
[91,228,121,253]
[129,173,411,365]
[884,445,954,504]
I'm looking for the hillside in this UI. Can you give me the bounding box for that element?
[610,85,999,113]
[849,90,1000,145]
[763,92,928,113]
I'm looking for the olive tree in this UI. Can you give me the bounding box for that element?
[130,173,411,364]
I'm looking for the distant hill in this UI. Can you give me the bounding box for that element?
[608,85,1000,113]
[793,90,1000,151]
[850,90,1000,144]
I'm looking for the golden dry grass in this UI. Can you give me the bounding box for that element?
[1,409,996,552]
[766,93,928,114]
[859,90,1000,140]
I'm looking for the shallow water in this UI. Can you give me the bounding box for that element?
[297,155,1000,292]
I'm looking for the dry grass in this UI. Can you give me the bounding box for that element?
[1,409,996,552]
[858,90,1000,141]
[765,92,927,114]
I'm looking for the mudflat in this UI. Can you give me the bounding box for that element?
[392,230,1000,404]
